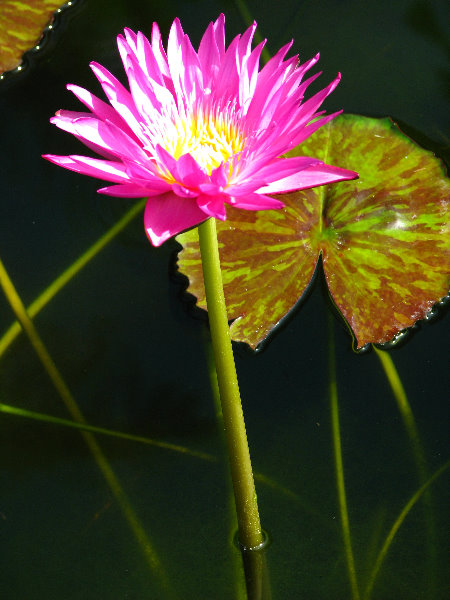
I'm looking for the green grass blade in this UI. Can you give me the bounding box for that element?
[233,0,272,64]
[373,347,426,472]
[363,460,450,600]
[329,315,360,600]
[374,346,437,598]
[0,256,177,599]
[0,198,146,359]
[0,402,215,461]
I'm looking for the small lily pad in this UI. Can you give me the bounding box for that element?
[177,115,449,350]
[0,0,66,74]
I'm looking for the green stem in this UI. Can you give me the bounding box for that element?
[198,217,263,550]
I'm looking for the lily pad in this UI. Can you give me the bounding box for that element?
[0,0,66,74]
[177,115,450,350]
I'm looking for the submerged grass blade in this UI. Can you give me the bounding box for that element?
[233,0,271,64]
[329,315,360,600]
[363,460,450,600]
[0,402,215,462]
[373,346,437,598]
[0,198,146,359]
[373,347,425,472]
[0,256,177,599]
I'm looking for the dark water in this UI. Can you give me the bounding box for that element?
[0,0,448,598]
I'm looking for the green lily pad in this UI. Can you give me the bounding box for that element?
[0,0,65,74]
[177,115,450,350]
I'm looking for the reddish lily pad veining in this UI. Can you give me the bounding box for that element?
[0,0,67,74]
[177,115,450,350]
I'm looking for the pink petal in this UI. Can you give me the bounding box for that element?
[258,41,295,83]
[247,82,287,131]
[235,156,321,185]
[50,113,149,163]
[239,40,265,109]
[196,194,227,220]
[172,184,198,198]
[175,154,206,187]
[210,164,228,188]
[295,73,341,126]
[123,56,166,118]
[179,35,203,101]
[126,51,176,115]
[212,14,226,60]
[214,35,241,101]
[121,158,162,181]
[144,192,208,246]
[287,111,342,149]
[67,84,136,139]
[226,193,284,211]
[237,21,257,68]
[167,18,188,108]
[198,183,222,195]
[249,51,309,123]
[135,31,163,83]
[154,144,178,178]
[48,110,118,160]
[42,154,130,182]
[151,22,171,79]
[259,163,359,194]
[154,146,207,188]
[89,62,144,140]
[98,183,156,197]
[117,33,134,73]
[223,180,266,196]
[198,20,220,89]
[123,28,138,51]
[295,52,321,81]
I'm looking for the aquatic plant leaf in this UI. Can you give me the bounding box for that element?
[307,115,450,348]
[0,0,64,74]
[177,115,450,349]
[177,195,320,347]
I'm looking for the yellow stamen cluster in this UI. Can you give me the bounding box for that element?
[147,106,245,177]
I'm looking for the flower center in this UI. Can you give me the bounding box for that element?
[145,104,245,177]
[170,111,244,174]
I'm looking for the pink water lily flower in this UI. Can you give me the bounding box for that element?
[44,14,358,246]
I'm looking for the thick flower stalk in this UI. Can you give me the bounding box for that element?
[44,14,357,246]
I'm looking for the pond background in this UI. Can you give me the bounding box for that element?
[0,0,448,598]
